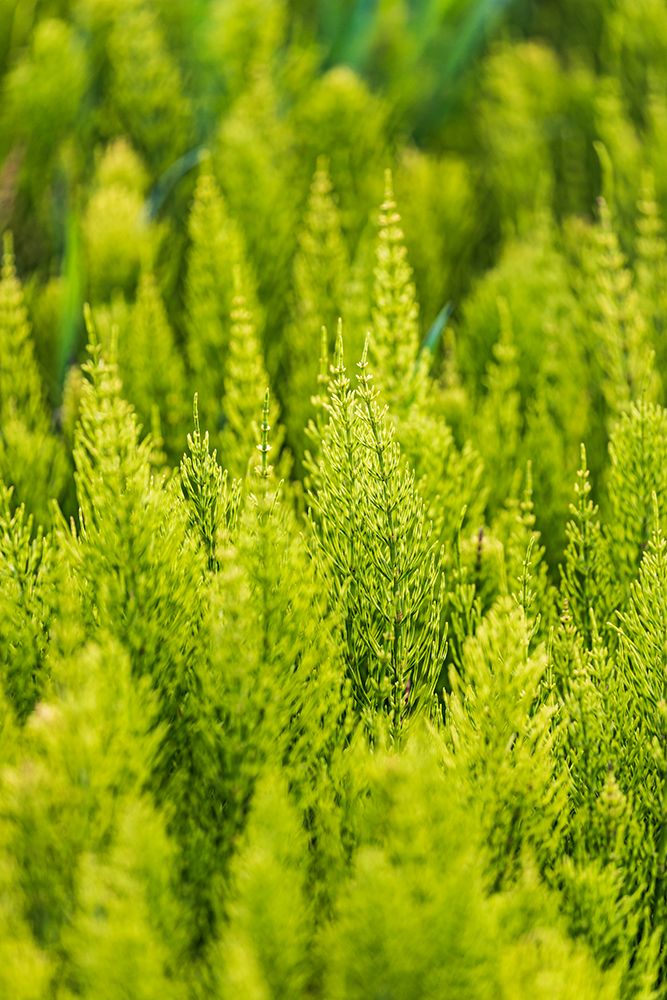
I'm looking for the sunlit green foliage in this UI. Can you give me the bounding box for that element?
[283,157,349,466]
[307,331,445,738]
[3,1,667,996]
[0,234,67,522]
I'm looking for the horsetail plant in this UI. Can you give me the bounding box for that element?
[5,4,667,992]
[307,326,445,738]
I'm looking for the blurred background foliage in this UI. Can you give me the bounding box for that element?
[2,0,667,561]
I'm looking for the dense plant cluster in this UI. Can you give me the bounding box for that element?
[2,0,667,996]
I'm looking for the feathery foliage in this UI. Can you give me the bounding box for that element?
[307,330,445,738]
[4,2,667,995]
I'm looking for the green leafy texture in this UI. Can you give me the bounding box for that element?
[459,216,587,558]
[104,0,191,174]
[559,445,614,651]
[322,732,618,1000]
[613,509,667,929]
[290,66,389,247]
[604,401,667,598]
[185,167,261,439]
[283,158,349,465]
[2,18,86,157]
[0,691,52,1000]
[455,525,504,624]
[69,320,228,949]
[322,736,499,1000]
[0,232,52,423]
[8,1,667,990]
[584,199,660,424]
[445,600,565,890]
[60,799,186,1000]
[555,624,635,885]
[180,394,241,573]
[369,175,486,546]
[204,0,287,107]
[29,273,70,409]
[646,86,667,216]
[478,42,559,231]
[0,851,51,999]
[0,485,53,722]
[1,17,87,217]
[635,170,667,396]
[95,136,150,194]
[215,71,299,360]
[475,298,521,512]
[0,642,181,997]
[554,512,667,992]
[370,169,424,413]
[184,168,229,431]
[395,149,476,325]
[0,232,67,522]
[308,330,445,738]
[83,140,158,303]
[521,365,583,565]
[460,215,577,402]
[603,0,667,159]
[438,512,484,682]
[593,88,643,241]
[220,269,283,480]
[493,465,557,646]
[117,270,188,460]
[206,408,351,904]
[396,398,487,553]
[212,773,310,1000]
